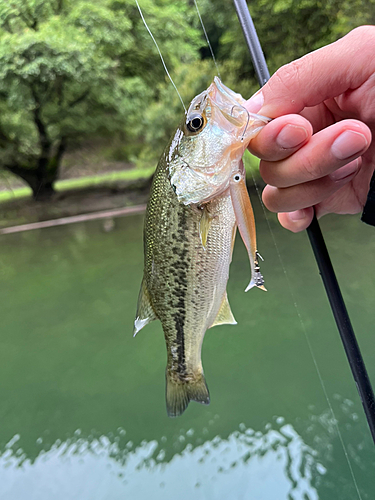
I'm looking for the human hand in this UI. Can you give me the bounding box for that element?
[245,25,374,232]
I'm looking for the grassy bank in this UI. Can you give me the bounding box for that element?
[0,152,262,230]
[0,167,155,203]
[0,150,260,204]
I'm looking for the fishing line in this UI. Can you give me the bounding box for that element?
[136,1,365,494]
[232,0,372,494]
[246,160,363,500]
[193,0,222,79]
[135,0,186,113]
[193,1,364,495]
[233,3,375,449]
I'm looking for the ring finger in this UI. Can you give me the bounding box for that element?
[262,157,361,213]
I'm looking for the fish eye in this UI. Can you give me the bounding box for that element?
[233,173,241,182]
[187,114,204,133]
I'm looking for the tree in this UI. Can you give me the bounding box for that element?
[0,0,200,199]
[195,0,375,94]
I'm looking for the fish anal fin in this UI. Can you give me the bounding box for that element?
[210,292,237,328]
[166,371,210,418]
[133,278,157,336]
[199,206,214,249]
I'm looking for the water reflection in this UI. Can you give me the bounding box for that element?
[1,213,375,499]
[1,422,323,500]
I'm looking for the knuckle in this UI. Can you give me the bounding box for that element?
[298,152,324,182]
[259,161,274,185]
[268,58,315,110]
[272,60,303,95]
[262,186,282,212]
[349,25,375,41]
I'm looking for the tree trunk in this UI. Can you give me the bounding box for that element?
[4,137,66,201]
[31,179,56,200]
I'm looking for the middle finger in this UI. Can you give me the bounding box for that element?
[259,119,370,188]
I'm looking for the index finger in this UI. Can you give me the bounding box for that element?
[246,26,375,118]
[248,114,312,161]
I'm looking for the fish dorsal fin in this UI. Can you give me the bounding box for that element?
[133,278,157,336]
[210,292,237,328]
[199,206,213,249]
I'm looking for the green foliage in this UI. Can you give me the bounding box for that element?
[135,0,375,169]
[1,0,374,195]
[203,0,374,82]
[0,0,201,197]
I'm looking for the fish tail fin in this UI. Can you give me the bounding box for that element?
[165,372,210,418]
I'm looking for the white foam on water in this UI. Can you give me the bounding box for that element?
[0,424,322,500]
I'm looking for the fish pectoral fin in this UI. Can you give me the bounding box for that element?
[210,292,237,328]
[133,278,157,336]
[199,206,214,249]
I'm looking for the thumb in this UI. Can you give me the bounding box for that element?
[245,26,375,118]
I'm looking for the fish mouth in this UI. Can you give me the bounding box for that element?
[171,79,271,206]
[209,77,270,139]
[186,78,270,140]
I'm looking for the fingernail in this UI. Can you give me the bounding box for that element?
[245,91,264,113]
[331,130,368,160]
[289,209,307,221]
[276,124,308,149]
[329,159,360,181]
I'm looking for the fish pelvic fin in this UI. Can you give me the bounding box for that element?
[210,292,237,328]
[133,278,157,336]
[166,371,210,418]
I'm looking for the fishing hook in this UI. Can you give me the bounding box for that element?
[230,104,250,142]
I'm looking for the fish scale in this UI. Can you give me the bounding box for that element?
[134,78,269,417]
[146,156,235,366]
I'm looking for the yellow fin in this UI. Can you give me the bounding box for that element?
[210,292,237,328]
[199,207,213,249]
[133,278,157,336]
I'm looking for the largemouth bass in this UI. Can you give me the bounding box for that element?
[134,77,269,417]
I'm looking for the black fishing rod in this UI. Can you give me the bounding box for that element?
[233,0,375,444]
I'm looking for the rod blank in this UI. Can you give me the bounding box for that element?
[233,0,375,444]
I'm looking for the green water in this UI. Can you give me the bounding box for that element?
[0,202,374,499]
